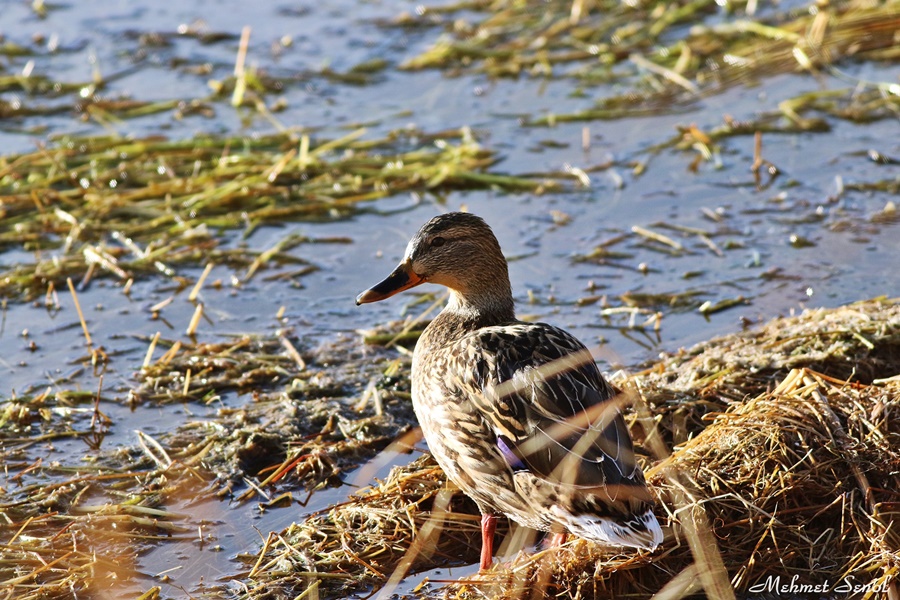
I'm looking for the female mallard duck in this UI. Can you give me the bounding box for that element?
[357,212,662,570]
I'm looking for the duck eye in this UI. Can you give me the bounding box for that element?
[430,236,446,248]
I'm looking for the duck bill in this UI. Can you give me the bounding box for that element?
[356,261,424,305]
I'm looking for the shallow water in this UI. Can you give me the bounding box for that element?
[1,1,899,598]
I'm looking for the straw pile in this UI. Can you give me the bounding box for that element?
[646,367,900,596]
[635,297,900,447]
[238,454,491,599]
[243,298,900,599]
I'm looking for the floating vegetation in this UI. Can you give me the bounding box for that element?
[0,498,188,600]
[570,224,752,320]
[0,128,561,302]
[0,386,112,457]
[634,87,900,168]
[240,298,900,599]
[0,332,415,598]
[395,0,900,179]
[135,333,313,404]
[132,333,417,494]
[0,437,197,599]
[398,0,900,96]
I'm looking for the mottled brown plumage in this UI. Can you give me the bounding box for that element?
[357,212,662,569]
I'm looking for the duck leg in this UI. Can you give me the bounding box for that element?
[548,531,567,548]
[479,513,497,570]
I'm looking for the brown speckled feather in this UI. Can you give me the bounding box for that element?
[460,323,644,488]
[414,313,653,528]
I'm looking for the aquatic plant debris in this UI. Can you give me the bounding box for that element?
[0,128,560,302]
[393,0,900,174]
[0,333,416,598]
[397,0,900,92]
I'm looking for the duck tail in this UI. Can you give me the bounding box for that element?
[560,507,663,551]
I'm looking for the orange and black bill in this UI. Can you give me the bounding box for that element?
[356,261,424,305]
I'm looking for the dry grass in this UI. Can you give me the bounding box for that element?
[237,454,488,599]
[635,296,900,447]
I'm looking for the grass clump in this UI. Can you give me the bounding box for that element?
[239,454,488,599]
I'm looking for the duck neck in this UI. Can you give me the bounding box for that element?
[444,286,516,327]
[417,286,515,355]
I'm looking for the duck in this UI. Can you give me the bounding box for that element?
[356,212,662,570]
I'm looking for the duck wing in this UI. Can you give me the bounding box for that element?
[456,322,649,502]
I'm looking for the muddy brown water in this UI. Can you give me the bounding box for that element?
[1,1,899,598]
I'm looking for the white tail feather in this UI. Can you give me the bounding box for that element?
[554,506,663,551]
